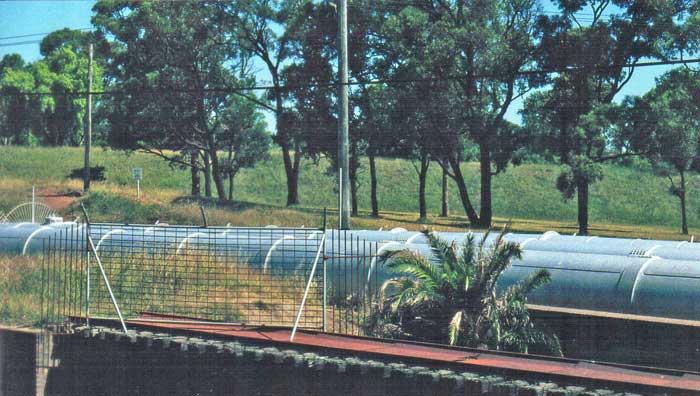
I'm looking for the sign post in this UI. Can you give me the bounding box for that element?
[132,168,142,199]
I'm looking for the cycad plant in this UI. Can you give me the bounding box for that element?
[374,229,561,356]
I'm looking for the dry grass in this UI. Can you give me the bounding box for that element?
[85,249,323,328]
[0,255,42,325]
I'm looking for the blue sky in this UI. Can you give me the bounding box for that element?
[0,0,675,124]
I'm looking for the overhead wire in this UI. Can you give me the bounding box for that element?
[1,57,698,97]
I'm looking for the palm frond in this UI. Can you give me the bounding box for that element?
[449,233,474,289]
[482,241,522,294]
[384,250,442,290]
[513,269,551,297]
[448,310,463,345]
[424,230,458,275]
[379,277,417,310]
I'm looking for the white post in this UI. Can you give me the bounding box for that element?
[86,252,90,327]
[322,241,327,332]
[86,232,128,334]
[32,185,35,223]
[290,233,326,342]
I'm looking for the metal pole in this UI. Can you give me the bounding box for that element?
[84,43,93,192]
[86,251,90,327]
[338,0,350,230]
[338,169,343,228]
[322,208,327,332]
[290,233,326,342]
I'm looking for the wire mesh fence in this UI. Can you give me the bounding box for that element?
[39,223,382,337]
[325,229,380,336]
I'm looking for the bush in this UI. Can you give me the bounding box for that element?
[68,166,106,181]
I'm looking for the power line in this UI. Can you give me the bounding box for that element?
[0,27,93,40]
[0,40,42,48]
[2,57,698,97]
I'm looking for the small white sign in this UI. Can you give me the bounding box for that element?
[132,168,143,180]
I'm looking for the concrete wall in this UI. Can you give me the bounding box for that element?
[0,326,649,396]
[0,326,37,396]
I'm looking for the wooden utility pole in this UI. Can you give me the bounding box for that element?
[338,0,350,229]
[83,43,93,192]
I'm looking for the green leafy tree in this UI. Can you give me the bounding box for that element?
[216,95,272,201]
[529,0,693,235]
[32,45,102,146]
[232,0,311,206]
[0,54,34,145]
[93,0,253,201]
[375,0,540,227]
[1,31,101,147]
[374,230,561,355]
[623,68,700,234]
[39,28,93,57]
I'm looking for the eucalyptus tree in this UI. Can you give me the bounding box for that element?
[232,0,311,206]
[216,94,272,201]
[528,0,694,235]
[623,68,700,234]
[375,1,536,226]
[93,0,256,201]
[430,0,541,228]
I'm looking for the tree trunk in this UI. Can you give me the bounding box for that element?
[228,171,235,202]
[447,156,480,225]
[350,170,359,217]
[228,146,234,201]
[282,150,300,206]
[203,151,212,198]
[208,147,227,202]
[350,142,359,217]
[369,153,379,217]
[418,152,430,222]
[440,165,449,217]
[680,171,688,235]
[577,178,589,236]
[190,151,200,197]
[479,141,492,227]
[273,86,300,206]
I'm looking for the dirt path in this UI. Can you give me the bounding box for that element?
[36,187,81,212]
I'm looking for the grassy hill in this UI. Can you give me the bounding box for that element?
[1,145,698,239]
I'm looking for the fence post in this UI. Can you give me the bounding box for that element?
[199,204,208,228]
[32,185,35,224]
[322,209,327,332]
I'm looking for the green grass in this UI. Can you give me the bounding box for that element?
[1,145,699,239]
